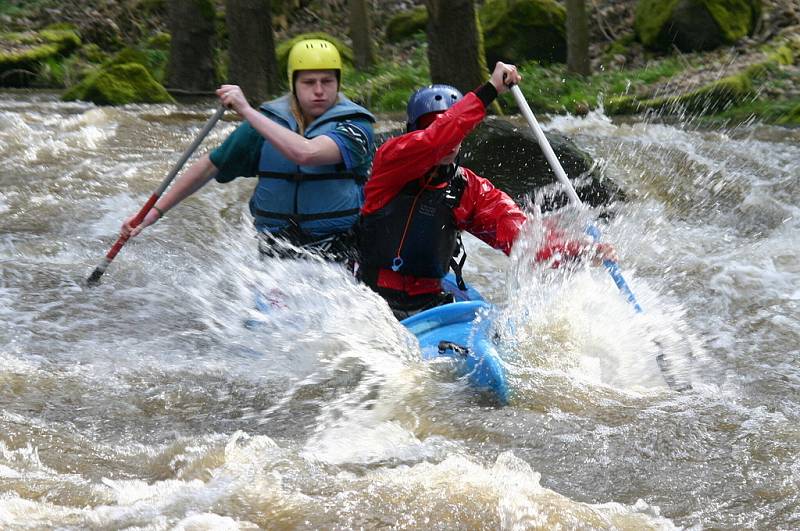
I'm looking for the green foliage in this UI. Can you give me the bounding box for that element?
[678,73,754,112]
[609,73,753,115]
[146,32,171,52]
[698,97,800,126]
[0,0,50,18]
[62,62,174,105]
[603,33,636,61]
[777,102,800,125]
[342,41,429,113]
[36,55,66,86]
[515,57,685,114]
[385,7,427,43]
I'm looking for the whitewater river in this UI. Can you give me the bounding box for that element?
[1,91,798,529]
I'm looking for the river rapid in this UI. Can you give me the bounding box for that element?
[1,91,798,529]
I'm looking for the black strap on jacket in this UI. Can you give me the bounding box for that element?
[449,233,467,291]
[258,170,366,184]
[444,171,468,290]
[253,207,361,223]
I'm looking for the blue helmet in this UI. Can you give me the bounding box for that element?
[406,84,463,132]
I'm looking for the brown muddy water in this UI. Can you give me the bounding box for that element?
[1,91,799,529]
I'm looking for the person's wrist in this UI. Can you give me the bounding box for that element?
[474,82,498,107]
[152,205,165,219]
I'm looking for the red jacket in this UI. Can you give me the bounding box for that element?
[362,91,582,295]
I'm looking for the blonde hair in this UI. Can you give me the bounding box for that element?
[290,96,306,135]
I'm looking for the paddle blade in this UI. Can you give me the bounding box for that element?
[86,267,104,286]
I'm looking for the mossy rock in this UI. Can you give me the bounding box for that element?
[385,7,428,43]
[635,0,761,52]
[62,63,174,105]
[675,73,753,112]
[605,94,641,115]
[608,73,752,116]
[106,47,151,69]
[479,0,567,65]
[102,45,169,84]
[0,28,81,86]
[146,32,171,52]
[276,32,354,85]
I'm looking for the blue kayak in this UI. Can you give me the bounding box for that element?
[248,273,510,404]
[401,275,510,405]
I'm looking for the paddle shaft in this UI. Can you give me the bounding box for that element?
[510,86,643,312]
[87,106,225,285]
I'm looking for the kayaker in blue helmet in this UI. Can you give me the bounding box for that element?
[358,61,616,319]
[121,38,376,262]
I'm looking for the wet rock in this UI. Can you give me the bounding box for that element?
[375,117,626,211]
[460,117,625,210]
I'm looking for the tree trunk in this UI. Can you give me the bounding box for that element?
[424,0,487,95]
[566,0,591,76]
[166,0,217,91]
[225,0,281,104]
[349,0,375,70]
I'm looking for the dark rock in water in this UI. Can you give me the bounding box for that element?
[375,117,625,213]
[460,117,625,211]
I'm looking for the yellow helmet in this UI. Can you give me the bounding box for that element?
[287,39,342,92]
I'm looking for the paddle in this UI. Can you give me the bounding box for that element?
[509,85,642,312]
[86,106,226,286]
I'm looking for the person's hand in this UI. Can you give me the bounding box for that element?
[590,242,618,266]
[120,208,160,239]
[489,62,521,95]
[216,84,251,115]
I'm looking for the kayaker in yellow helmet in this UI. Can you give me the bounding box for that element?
[121,38,375,262]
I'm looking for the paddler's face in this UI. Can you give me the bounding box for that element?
[294,70,339,121]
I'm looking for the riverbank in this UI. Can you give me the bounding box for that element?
[1,0,799,125]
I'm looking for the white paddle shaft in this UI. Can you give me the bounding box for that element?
[510,85,582,206]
